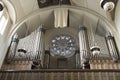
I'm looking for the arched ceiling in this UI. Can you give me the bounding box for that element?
[10,6,113,37]
[5,0,119,38]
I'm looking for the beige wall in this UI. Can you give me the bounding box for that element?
[115,0,120,35]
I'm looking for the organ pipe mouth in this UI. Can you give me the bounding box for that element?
[18,49,27,57]
[18,49,27,53]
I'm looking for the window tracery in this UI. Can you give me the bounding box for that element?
[50,35,76,57]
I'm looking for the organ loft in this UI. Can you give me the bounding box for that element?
[0,0,120,80]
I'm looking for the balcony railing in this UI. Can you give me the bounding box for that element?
[0,69,120,80]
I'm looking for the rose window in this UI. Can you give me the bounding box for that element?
[50,35,76,57]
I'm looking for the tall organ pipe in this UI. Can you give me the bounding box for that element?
[106,34,119,62]
[78,26,90,69]
[7,33,18,63]
[34,26,45,67]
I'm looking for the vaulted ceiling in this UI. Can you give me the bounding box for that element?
[6,0,119,37]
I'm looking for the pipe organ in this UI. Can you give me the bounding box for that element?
[7,33,19,62]
[7,26,45,67]
[4,25,120,70]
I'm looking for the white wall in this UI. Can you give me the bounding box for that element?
[115,0,120,35]
[0,20,12,68]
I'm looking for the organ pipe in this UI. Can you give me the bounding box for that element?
[34,26,45,67]
[106,34,118,62]
[78,26,90,69]
[7,33,18,62]
[8,26,45,66]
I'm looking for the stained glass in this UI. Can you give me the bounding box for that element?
[50,35,76,57]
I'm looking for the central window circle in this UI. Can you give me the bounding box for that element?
[57,40,67,48]
[50,35,76,57]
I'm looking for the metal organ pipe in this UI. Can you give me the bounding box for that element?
[8,26,45,66]
[106,35,118,62]
[7,33,18,62]
[78,26,90,69]
[39,27,45,67]
[34,26,45,67]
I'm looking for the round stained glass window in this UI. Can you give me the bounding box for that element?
[50,35,76,57]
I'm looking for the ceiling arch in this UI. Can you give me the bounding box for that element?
[3,0,16,24]
[8,6,115,36]
[6,5,120,51]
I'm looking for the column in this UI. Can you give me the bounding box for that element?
[78,26,90,69]
[106,34,118,62]
[34,26,45,68]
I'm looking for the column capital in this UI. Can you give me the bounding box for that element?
[79,26,87,31]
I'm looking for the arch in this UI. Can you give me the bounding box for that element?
[3,0,16,24]
[7,5,120,50]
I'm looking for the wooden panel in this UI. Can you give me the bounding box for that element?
[1,61,32,70]
[0,70,120,80]
[90,59,120,69]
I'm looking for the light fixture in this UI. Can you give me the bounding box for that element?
[100,0,115,12]
[0,2,4,11]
